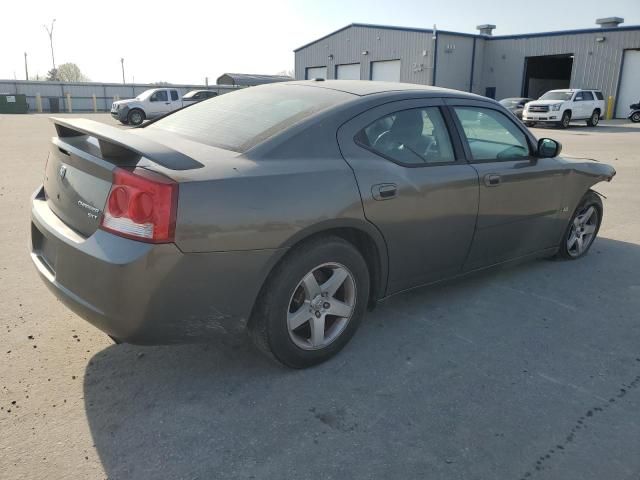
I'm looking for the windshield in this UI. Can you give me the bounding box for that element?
[539,91,573,101]
[499,99,524,107]
[135,89,156,101]
[148,85,353,152]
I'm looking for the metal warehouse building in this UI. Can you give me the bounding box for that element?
[294,17,640,118]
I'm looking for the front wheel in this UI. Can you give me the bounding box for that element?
[631,112,640,123]
[557,191,602,260]
[249,236,370,368]
[127,109,145,126]
[525,121,535,127]
[559,111,571,129]
[586,110,600,127]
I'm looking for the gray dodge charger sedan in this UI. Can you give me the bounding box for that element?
[30,80,615,368]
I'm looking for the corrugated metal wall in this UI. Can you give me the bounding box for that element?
[0,80,239,112]
[480,30,640,102]
[295,25,640,111]
[434,33,475,91]
[295,26,437,85]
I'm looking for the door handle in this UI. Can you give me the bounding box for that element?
[484,174,501,187]
[372,183,398,200]
[165,102,170,105]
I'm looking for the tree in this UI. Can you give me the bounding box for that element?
[56,63,90,82]
[46,68,58,81]
[277,69,295,78]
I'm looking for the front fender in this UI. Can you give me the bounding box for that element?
[562,157,616,183]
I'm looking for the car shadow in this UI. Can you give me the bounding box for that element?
[84,237,640,479]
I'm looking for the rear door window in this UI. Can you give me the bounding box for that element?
[171,90,179,101]
[355,107,455,165]
[582,91,594,101]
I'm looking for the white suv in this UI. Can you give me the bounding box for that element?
[523,89,605,129]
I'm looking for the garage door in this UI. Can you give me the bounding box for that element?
[371,60,401,82]
[306,66,327,80]
[615,50,640,118]
[336,63,360,80]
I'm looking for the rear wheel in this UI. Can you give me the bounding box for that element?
[127,109,145,126]
[249,236,370,368]
[559,111,571,129]
[557,191,602,260]
[586,110,600,127]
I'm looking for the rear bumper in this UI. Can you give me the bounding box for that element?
[30,186,283,344]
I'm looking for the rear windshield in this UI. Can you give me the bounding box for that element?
[148,85,353,152]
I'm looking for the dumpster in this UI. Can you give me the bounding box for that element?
[0,93,29,113]
[48,97,60,113]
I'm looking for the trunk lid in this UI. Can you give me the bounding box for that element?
[44,118,203,237]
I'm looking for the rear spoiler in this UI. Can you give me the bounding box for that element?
[51,117,203,171]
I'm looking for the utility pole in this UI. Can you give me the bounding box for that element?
[24,52,29,80]
[43,19,56,73]
[121,58,125,84]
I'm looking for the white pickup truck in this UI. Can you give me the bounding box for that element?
[111,88,183,126]
[522,89,605,129]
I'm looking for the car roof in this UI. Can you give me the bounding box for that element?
[284,79,485,100]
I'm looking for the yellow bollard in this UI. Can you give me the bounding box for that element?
[606,96,614,120]
[66,92,72,112]
[92,94,98,112]
[35,93,43,113]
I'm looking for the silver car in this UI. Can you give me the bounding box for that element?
[30,80,615,368]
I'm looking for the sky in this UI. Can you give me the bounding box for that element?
[1,0,639,84]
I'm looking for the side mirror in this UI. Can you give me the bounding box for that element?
[537,138,562,158]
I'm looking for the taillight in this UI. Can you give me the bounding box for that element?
[100,167,178,243]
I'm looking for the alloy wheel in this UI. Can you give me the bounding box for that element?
[567,205,599,257]
[130,111,143,125]
[287,262,356,350]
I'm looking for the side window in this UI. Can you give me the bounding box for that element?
[151,90,168,102]
[193,92,203,99]
[170,90,179,101]
[575,91,584,101]
[594,91,604,100]
[355,107,455,165]
[207,92,217,98]
[453,107,530,161]
[582,91,594,101]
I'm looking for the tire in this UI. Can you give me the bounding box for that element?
[249,236,370,368]
[557,191,602,260]
[559,111,571,129]
[631,112,640,123]
[127,109,145,126]
[525,121,535,127]
[586,110,600,127]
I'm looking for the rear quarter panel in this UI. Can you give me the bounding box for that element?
[173,156,368,252]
